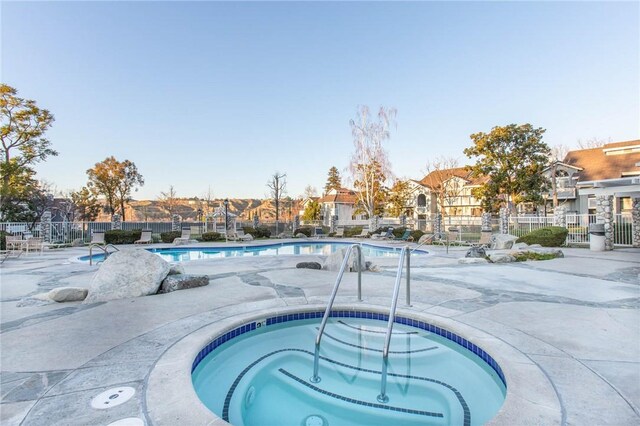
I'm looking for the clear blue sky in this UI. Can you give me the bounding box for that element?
[2,1,638,200]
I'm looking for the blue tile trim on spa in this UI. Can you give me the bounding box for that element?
[191,310,507,388]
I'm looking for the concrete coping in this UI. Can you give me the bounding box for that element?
[145,304,561,425]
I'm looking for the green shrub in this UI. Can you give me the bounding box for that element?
[294,226,313,237]
[200,232,222,242]
[410,230,425,241]
[243,226,271,238]
[105,229,142,244]
[516,226,568,247]
[160,231,182,243]
[513,252,560,261]
[0,231,11,251]
[344,226,363,238]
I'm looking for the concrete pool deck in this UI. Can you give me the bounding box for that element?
[0,240,638,425]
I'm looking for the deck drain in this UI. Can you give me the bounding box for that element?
[90,387,135,410]
[107,418,144,426]
[304,414,327,426]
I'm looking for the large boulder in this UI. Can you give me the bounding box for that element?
[465,246,487,258]
[459,257,489,264]
[159,274,209,293]
[84,249,170,303]
[490,234,519,250]
[48,287,88,302]
[489,253,515,263]
[296,262,322,270]
[322,248,366,272]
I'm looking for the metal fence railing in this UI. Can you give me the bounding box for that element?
[0,214,635,246]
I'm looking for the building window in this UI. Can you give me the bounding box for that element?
[417,194,427,207]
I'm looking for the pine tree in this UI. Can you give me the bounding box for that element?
[324,166,342,194]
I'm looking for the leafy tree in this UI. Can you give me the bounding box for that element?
[387,179,411,217]
[0,84,56,219]
[86,156,143,220]
[302,199,321,221]
[349,106,396,218]
[324,166,342,193]
[464,124,551,213]
[266,171,287,223]
[115,160,144,221]
[353,160,387,217]
[70,187,101,221]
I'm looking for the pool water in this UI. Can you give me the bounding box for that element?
[80,242,426,262]
[192,317,506,426]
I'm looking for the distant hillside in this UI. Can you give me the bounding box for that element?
[96,198,303,222]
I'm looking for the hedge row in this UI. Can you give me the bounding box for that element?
[105,229,142,244]
[516,226,568,247]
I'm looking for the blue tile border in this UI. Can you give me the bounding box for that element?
[191,310,507,388]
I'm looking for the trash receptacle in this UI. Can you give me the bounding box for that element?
[589,223,605,251]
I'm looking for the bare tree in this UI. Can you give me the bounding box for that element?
[266,172,287,223]
[348,106,396,219]
[303,185,318,199]
[576,137,609,149]
[158,185,179,219]
[422,157,467,222]
[201,185,215,217]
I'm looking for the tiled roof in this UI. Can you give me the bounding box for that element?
[563,140,640,182]
[419,167,486,188]
[319,188,358,204]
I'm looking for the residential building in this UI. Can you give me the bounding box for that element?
[407,167,484,229]
[317,188,365,226]
[544,140,640,214]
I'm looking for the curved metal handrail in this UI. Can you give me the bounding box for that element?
[89,244,120,265]
[311,244,362,383]
[377,245,411,403]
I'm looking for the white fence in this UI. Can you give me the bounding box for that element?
[0,214,635,246]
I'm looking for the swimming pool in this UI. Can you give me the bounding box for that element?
[192,310,506,426]
[79,242,427,262]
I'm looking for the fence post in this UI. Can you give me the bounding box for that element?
[112,214,122,231]
[171,214,181,232]
[553,206,567,228]
[595,195,614,251]
[369,215,379,232]
[632,198,640,248]
[433,213,442,238]
[41,210,52,243]
[499,208,510,234]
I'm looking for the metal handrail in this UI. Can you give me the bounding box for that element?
[377,245,411,403]
[89,244,120,265]
[311,244,362,383]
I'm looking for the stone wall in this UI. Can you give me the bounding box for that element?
[171,215,181,232]
[481,212,492,232]
[111,214,122,231]
[595,195,614,251]
[499,208,510,234]
[553,206,567,228]
[434,213,442,238]
[41,211,52,243]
